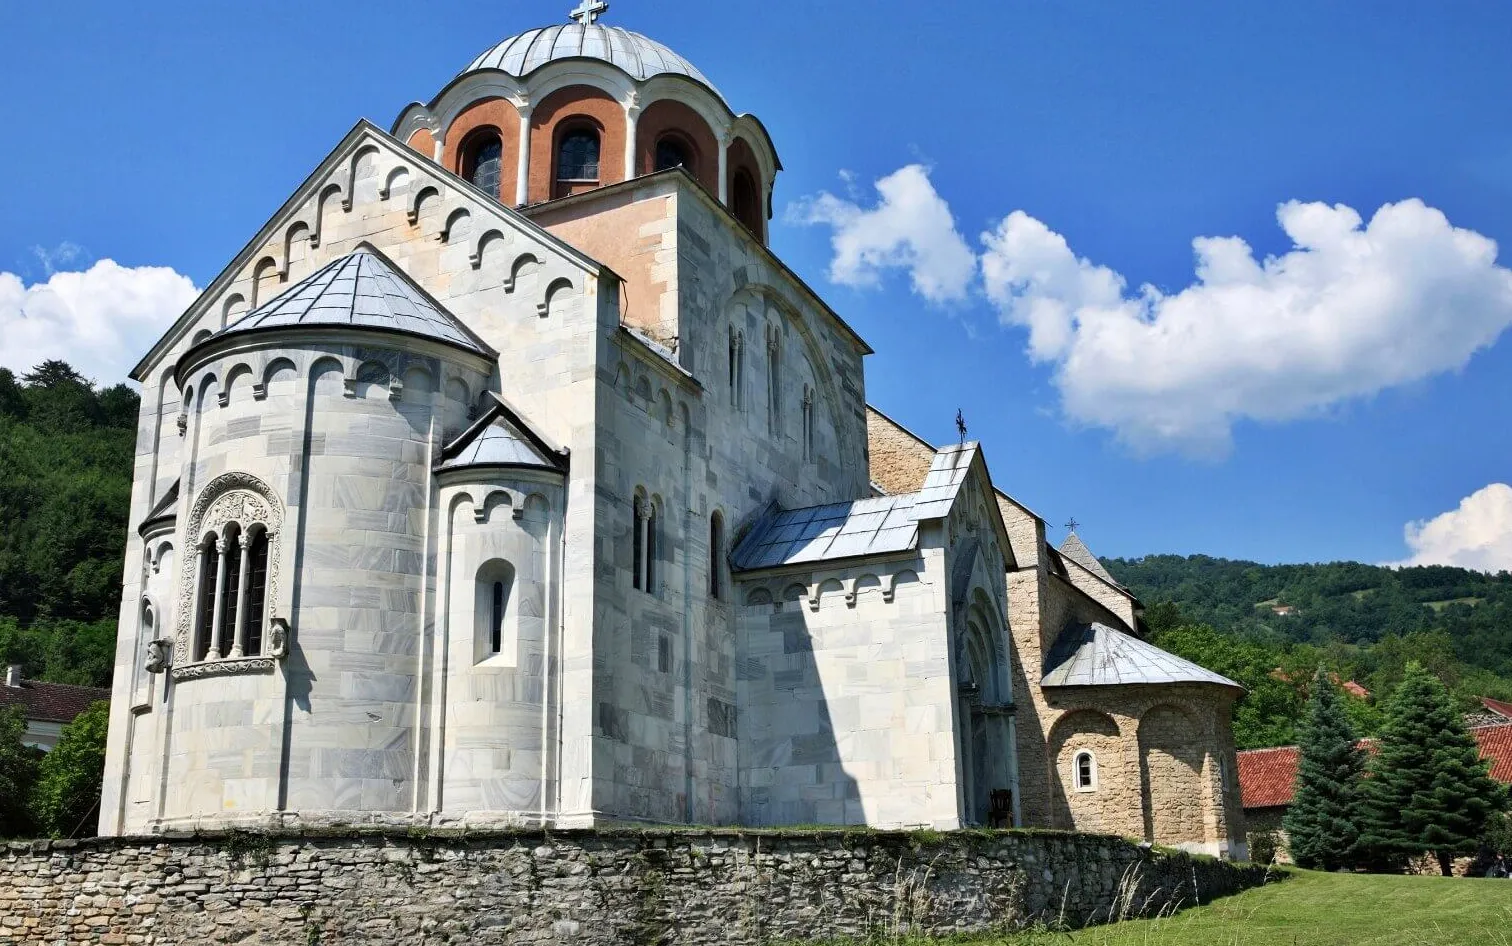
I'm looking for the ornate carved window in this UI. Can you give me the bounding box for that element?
[175,472,284,679]
[462,132,503,198]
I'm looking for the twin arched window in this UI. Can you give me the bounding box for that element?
[193,525,270,662]
[462,132,503,198]
[632,492,658,593]
[557,128,601,182]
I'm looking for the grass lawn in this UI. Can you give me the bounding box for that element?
[834,870,1512,946]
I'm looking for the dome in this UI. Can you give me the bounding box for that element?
[461,24,720,100]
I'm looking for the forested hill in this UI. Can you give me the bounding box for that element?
[1101,554,1512,748]
[1103,555,1512,676]
[0,362,137,687]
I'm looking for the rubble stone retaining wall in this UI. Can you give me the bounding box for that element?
[0,828,1273,945]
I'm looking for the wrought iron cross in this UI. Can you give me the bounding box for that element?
[569,0,609,24]
[955,409,967,446]
[1065,517,1080,532]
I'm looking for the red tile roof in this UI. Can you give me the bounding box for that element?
[1237,745,1301,809]
[1481,697,1512,720]
[0,679,110,724]
[1239,722,1512,810]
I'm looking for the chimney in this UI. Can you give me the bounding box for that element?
[4,665,20,688]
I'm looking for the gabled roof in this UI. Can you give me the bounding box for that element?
[1237,723,1512,809]
[1060,532,1118,586]
[132,119,608,382]
[210,247,493,357]
[437,393,566,474]
[138,479,180,535]
[730,442,993,572]
[0,678,110,724]
[1042,622,1242,689]
[1482,696,1512,720]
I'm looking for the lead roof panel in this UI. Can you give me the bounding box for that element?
[216,250,491,356]
[1041,622,1241,689]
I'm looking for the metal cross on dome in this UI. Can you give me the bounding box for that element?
[569,0,609,25]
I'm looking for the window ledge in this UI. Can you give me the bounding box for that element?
[171,656,277,681]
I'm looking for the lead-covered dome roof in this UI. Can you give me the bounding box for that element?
[461,24,720,100]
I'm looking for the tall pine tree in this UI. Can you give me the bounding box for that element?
[1357,662,1508,875]
[1283,672,1366,870]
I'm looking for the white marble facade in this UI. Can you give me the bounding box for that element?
[99,16,1243,854]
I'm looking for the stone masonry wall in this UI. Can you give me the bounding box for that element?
[0,829,1271,945]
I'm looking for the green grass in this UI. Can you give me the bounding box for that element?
[803,870,1512,946]
[1424,597,1485,612]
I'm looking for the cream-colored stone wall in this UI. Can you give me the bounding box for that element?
[735,551,961,829]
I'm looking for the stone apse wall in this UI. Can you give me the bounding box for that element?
[0,829,1271,945]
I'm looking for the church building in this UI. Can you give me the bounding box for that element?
[100,5,1248,858]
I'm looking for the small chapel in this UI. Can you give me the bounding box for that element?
[100,5,1248,858]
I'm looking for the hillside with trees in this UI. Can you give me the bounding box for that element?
[1104,555,1512,748]
[0,362,137,688]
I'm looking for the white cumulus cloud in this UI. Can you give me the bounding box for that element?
[0,260,199,387]
[981,199,1512,456]
[1390,483,1512,572]
[786,164,976,304]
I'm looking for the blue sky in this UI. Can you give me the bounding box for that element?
[3,0,1510,568]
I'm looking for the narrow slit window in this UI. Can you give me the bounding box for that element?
[245,530,269,656]
[632,495,645,591]
[490,580,505,654]
[194,536,218,662]
[645,500,658,592]
[709,512,724,600]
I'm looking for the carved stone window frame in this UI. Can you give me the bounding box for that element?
[172,472,284,680]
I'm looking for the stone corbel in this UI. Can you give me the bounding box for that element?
[343,377,358,398]
[176,413,188,437]
[251,382,267,401]
[388,379,404,402]
[217,389,230,409]
[145,638,172,674]
[268,618,290,659]
[807,587,820,613]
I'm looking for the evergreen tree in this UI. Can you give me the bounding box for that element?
[1357,662,1509,874]
[0,707,41,838]
[31,701,109,839]
[1283,672,1366,870]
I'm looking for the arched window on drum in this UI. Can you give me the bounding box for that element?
[461,131,503,198]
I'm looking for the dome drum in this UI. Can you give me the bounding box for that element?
[392,16,778,239]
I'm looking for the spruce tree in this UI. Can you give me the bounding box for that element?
[1357,662,1509,875]
[1283,672,1366,870]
